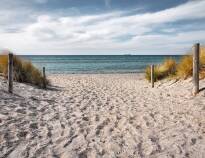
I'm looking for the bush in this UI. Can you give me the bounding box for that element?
[0,54,49,88]
[145,58,176,81]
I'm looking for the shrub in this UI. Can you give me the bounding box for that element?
[145,58,177,81]
[0,54,49,88]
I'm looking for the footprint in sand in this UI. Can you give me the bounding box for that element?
[16,108,27,114]
[19,102,27,108]
[149,135,162,155]
[17,131,28,138]
[95,115,100,122]
[29,123,38,129]
[82,116,89,122]
[78,150,88,158]
[96,119,110,135]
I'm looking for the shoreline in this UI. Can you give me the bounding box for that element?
[44,72,146,75]
[21,55,182,75]
[47,73,145,77]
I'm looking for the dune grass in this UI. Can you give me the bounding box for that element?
[145,58,177,82]
[176,55,193,79]
[0,55,7,74]
[145,46,205,81]
[177,47,205,79]
[0,54,49,88]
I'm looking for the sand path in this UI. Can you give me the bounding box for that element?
[0,74,205,158]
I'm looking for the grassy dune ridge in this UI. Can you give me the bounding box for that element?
[0,54,49,88]
[145,46,205,81]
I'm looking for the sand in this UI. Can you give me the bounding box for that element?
[0,74,205,158]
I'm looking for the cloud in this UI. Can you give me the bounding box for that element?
[0,0,205,54]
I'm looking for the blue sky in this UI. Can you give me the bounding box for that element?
[0,0,205,55]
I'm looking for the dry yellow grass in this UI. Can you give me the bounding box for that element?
[176,46,205,79]
[199,47,205,79]
[176,55,193,79]
[145,46,205,81]
[145,58,176,81]
[0,54,8,74]
[0,54,49,88]
[158,58,176,75]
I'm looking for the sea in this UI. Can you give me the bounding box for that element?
[21,55,182,74]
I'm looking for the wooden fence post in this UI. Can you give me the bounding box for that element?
[193,43,200,95]
[151,65,154,88]
[43,67,46,89]
[8,53,13,93]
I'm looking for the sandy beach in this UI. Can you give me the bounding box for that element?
[0,74,205,158]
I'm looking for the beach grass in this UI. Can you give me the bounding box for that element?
[177,47,205,79]
[176,55,193,79]
[145,46,205,81]
[145,58,177,82]
[0,54,49,88]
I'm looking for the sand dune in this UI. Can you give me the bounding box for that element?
[0,74,205,158]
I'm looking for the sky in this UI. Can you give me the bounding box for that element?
[0,0,205,55]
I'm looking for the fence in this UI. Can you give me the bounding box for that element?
[193,43,200,95]
[2,43,203,95]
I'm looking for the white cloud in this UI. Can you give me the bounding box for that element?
[0,0,205,54]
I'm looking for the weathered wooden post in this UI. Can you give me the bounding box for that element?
[43,67,46,89]
[193,43,200,95]
[151,65,154,88]
[8,53,13,93]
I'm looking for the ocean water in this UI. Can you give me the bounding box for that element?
[21,55,182,74]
